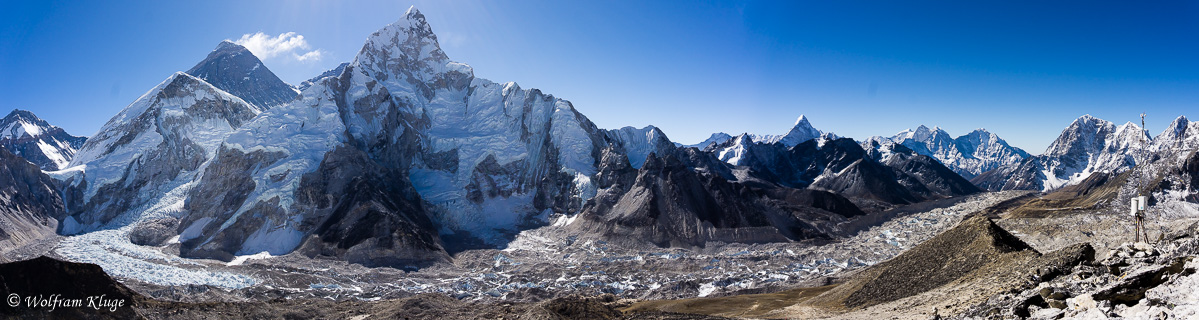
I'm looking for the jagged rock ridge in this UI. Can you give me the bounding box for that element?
[973,115,1151,192]
[0,148,65,257]
[0,109,87,170]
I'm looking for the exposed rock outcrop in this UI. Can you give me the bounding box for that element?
[0,148,64,257]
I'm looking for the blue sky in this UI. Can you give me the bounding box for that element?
[2,0,1197,154]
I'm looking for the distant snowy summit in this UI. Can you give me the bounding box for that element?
[701,115,837,166]
[971,114,1194,192]
[864,125,1029,180]
[0,109,87,170]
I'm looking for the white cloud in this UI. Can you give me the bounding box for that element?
[294,50,323,62]
[232,32,322,63]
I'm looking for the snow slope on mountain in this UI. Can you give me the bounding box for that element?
[62,71,262,232]
[346,7,608,246]
[605,125,674,169]
[882,126,1028,179]
[1037,117,1148,191]
[778,115,823,147]
[713,115,828,166]
[178,76,348,257]
[159,7,619,262]
[716,134,755,166]
[45,70,269,287]
[1152,116,1199,157]
[722,115,824,147]
[47,7,622,268]
[0,110,87,170]
[860,136,903,163]
[973,115,1149,191]
[685,132,732,150]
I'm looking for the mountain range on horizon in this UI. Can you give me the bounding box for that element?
[1,6,1198,273]
[6,5,1199,319]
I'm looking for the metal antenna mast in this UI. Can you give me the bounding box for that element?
[1134,112,1149,243]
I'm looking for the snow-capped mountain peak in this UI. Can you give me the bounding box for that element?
[894,125,950,144]
[168,5,613,261]
[186,41,298,109]
[1159,115,1191,141]
[686,132,733,150]
[353,6,469,104]
[1,109,49,139]
[794,115,808,126]
[399,6,434,35]
[61,70,263,233]
[975,114,1152,192]
[779,114,822,147]
[1153,115,1199,153]
[707,115,828,165]
[717,133,756,165]
[1114,121,1151,147]
[0,109,87,170]
[605,125,675,169]
[872,125,1027,180]
[1044,114,1116,158]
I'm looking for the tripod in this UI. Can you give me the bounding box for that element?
[1134,211,1150,243]
[1131,195,1150,244]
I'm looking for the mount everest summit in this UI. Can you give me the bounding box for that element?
[185,40,300,109]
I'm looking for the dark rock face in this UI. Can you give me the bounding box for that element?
[803,140,921,205]
[293,146,450,268]
[881,151,982,199]
[740,138,978,206]
[0,148,64,254]
[129,217,178,246]
[0,109,87,171]
[764,188,867,218]
[572,152,827,248]
[179,145,286,261]
[1184,150,1199,195]
[971,157,1046,191]
[0,256,141,319]
[569,134,980,249]
[186,41,299,109]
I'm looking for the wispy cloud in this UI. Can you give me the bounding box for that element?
[295,50,323,62]
[233,32,322,63]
